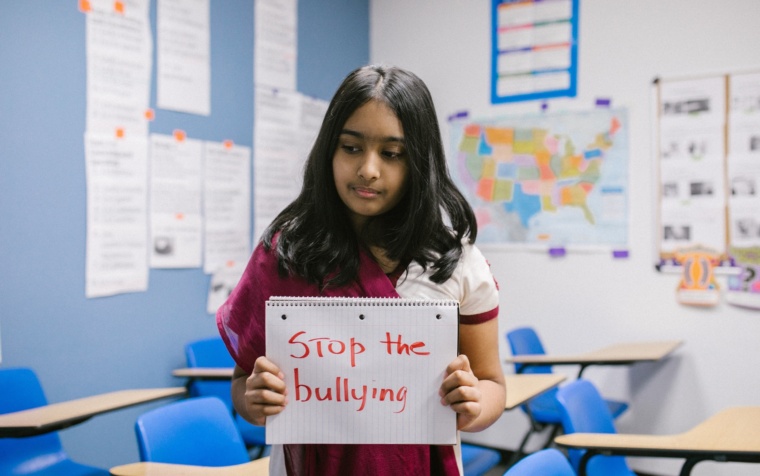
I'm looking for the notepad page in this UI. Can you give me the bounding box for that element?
[265,297,459,445]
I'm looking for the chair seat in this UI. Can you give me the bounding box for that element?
[586,454,638,476]
[461,444,501,476]
[528,391,628,423]
[505,448,575,476]
[0,368,109,476]
[525,390,563,423]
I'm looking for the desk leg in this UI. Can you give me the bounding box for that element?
[577,364,589,378]
[679,457,703,476]
[578,450,596,476]
[506,406,546,467]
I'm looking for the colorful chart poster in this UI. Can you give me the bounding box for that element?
[491,0,579,104]
[449,108,629,249]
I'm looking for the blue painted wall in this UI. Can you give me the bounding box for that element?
[0,0,368,468]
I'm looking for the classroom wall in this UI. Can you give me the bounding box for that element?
[370,1,760,475]
[0,0,368,469]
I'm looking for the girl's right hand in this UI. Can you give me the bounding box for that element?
[244,356,288,425]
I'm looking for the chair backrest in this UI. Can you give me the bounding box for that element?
[506,326,561,420]
[461,443,501,476]
[506,327,552,375]
[186,337,236,367]
[556,379,617,435]
[556,380,633,475]
[504,448,575,476]
[0,368,69,474]
[185,337,236,411]
[184,337,268,449]
[135,396,250,466]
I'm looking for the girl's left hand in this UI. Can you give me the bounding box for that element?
[439,354,482,430]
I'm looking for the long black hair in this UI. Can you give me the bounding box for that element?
[261,65,477,287]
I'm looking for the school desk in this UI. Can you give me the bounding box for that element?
[554,406,760,476]
[504,373,566,410]
[0,387,186,438]
[110,457,270,476]
[173,367,565,411]
[505,340,683,377]
[172,367,232,379]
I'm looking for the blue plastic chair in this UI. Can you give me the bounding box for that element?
[461,443,501,476]
[506,327,628,457]
[0,367,108,475]
[555,380,636,476]
[135,396,250,466]
[504,448,575,476]
[184,337,269,458]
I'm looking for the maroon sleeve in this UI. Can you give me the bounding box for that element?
[216,243,271,374]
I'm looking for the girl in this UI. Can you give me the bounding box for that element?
[218,65,505,475]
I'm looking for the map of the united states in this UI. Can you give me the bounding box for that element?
[450,109,628,246]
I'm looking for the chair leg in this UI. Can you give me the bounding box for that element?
[506,427,536,467]
[541,424,562,449]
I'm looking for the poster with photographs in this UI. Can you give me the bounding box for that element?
[728,72,760,250]
[656,70,760,310]
[657,75,727,257]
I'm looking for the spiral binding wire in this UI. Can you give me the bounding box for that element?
[267,297,459,307]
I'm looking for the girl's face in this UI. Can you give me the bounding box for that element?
[332,99,409,230]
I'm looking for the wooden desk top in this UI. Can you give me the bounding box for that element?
[506,340,683,366]
[555,406,760,456]
[504,373,565,410]
[172,367,233,379]
[110,457,270,476]
[0,387,186,438]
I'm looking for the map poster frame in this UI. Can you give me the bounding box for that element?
[491,0,580,105]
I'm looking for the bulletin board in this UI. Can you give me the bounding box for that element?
[654,70,760,308]
[654,71,760,263]
[491,0,579,104]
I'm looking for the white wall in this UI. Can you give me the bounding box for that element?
[371,1,760,475]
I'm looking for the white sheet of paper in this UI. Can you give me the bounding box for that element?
[728,72,760,248]
[659,76,726,126]
[298,94,328,159]
[265,298,458,445]
[203,141,251,273]
[252,91,326,241]
[85,0,152,137]
[206,261,246,314]
[254,0,297,89]
[157,0,210,115]
[660,202,727,254]
[658,76,728,255]
[253,87,301,241]
[85,134,149,297]
[149,133,203,268]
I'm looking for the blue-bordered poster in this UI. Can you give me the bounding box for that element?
[491,0,580,104]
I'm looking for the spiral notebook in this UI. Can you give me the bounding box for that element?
[265,297,459,445]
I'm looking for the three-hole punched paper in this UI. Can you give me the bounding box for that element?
[265,297,459,445]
